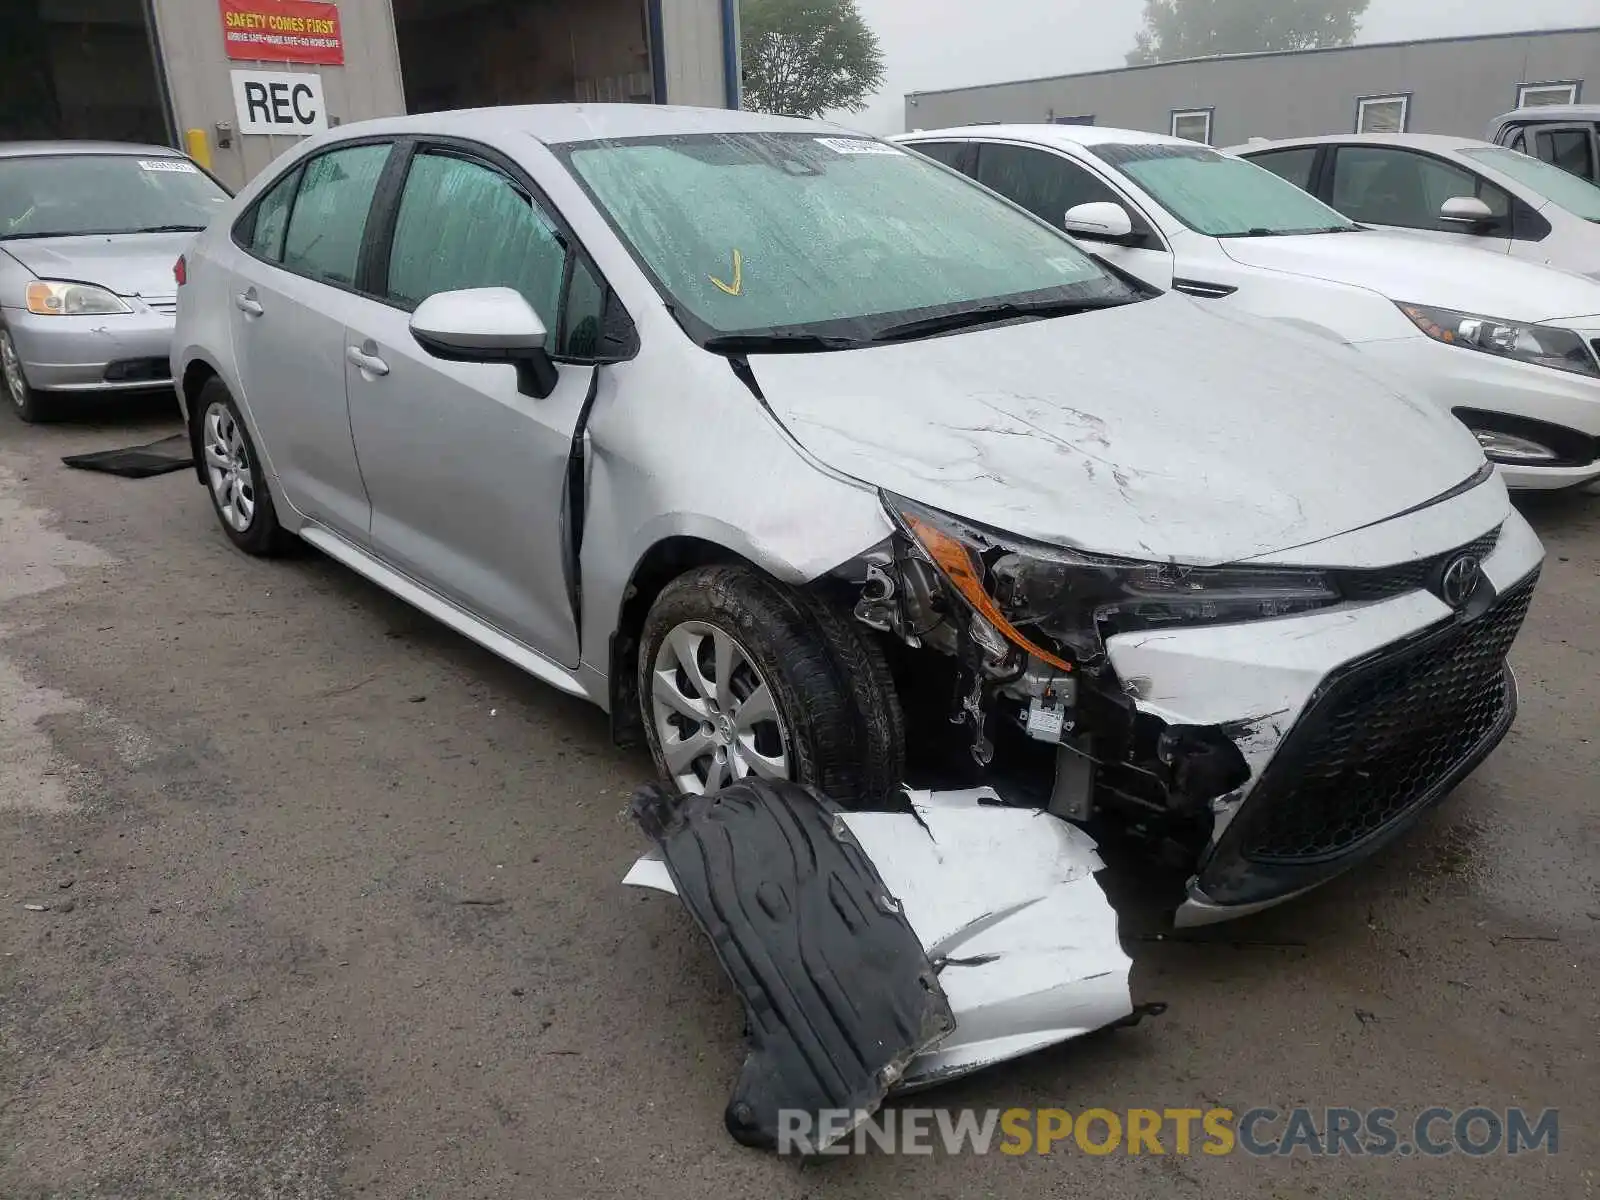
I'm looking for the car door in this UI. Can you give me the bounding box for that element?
[968,141,1176,289]
[1324,144,1514,255]
[227,140,393,540]
[1525,124,1599,183]
[340,141,608,668]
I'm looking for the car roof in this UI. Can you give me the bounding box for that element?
[1223,133,1501,156]
[896,123,1198,151]
[1490,105,1600,126]
[325,103,852,147]
[0,139,187,160]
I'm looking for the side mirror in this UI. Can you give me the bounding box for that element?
[410,287,558,398]
[1063,201,1135,241]
[1439,195,1496,226]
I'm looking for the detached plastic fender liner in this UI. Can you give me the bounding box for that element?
[630,781,955,1152]
[627,785,1142,1143]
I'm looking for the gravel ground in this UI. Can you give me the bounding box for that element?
[1,397,1595,1198]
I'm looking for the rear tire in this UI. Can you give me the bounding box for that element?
[196,378,291,556]
[639,565,905,807]
[0,324,51,423]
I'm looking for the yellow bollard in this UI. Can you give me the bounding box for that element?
[184,128,213,171]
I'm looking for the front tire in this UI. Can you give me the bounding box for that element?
[639,565,905,807]
[196,379,290,556]
[0,324,50,423]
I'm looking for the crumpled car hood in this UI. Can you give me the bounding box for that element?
[2,232,193,300]
[1219,229,1600,323]
[747,294,1486,564]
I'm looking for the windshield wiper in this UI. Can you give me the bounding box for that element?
[1234,225,1358,237]
[0,224,206,241]
[871,297,1127,344]
[702,331,866,355]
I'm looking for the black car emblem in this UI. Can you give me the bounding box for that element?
[1439,554,1482,610]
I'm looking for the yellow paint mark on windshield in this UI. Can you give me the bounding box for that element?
[709,248,743,296]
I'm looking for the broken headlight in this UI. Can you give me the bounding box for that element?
[888,494,1341,667]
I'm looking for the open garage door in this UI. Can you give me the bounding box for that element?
[395,0,655,114]
[0,0,174,144]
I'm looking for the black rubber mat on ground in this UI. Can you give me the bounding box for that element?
[62,433,193,478]
[632,779,953,1152]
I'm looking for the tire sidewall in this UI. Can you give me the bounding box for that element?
[198,381,278,553]
[0,324,44,423]
[638,571,836,796]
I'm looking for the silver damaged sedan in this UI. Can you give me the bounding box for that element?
[171,105,1544,925]
[0,141,229,421]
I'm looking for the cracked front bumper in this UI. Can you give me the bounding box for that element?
[1104,503,1545,927]
[2,304,176,392]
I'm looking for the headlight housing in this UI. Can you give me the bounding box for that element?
[1399,302,1598,378]
[888,495,1342,668]
[24,280,132,317]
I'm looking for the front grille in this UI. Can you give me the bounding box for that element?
[104,357,170,383]
[1337,526,1501,603]
[1231,571,1537,863]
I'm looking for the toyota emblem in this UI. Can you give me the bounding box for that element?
[1440,554,1482,610]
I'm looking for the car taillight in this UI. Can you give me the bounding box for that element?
[174,255,187,287]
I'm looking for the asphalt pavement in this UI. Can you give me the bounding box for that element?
[1,398,1595,1198]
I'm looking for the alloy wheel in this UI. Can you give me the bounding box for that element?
[649,620,791,794]
[203,401,256,533]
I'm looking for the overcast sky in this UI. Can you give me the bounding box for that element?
[833,0,1596,133]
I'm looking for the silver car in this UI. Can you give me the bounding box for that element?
[171,105,1542,925]
[0,141,230,422]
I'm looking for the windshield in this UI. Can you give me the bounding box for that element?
[1459,146,1600,222]
[0,154,229,240]
[554,132,1142,346]
[1093,143,1359,237]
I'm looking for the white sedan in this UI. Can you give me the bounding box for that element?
[896,124,1600,491]
[1226,132,1600,278]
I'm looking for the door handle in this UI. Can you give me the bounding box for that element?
[346,346,390,377]
[235,292,264,317]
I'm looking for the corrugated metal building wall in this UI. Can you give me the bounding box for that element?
[905,27,1600,146]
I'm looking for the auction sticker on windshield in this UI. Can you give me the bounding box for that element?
[814,138,904,156]
[139,160,199,174]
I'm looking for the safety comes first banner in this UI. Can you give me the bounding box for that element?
[221,0,345,66]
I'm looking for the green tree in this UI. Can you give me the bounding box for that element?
[740,0,886,118]
[1127,0,1370,65]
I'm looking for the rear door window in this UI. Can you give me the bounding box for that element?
[281,142,392,288]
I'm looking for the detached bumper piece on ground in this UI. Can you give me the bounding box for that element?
[626,780,1145,1153]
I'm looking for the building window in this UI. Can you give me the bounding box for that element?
[1170,109,1212,144]
[1356,94,1409,134]
[1518,81,1581,108]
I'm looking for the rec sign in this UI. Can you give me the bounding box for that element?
[221,0,344,66]
[230,69,329,136]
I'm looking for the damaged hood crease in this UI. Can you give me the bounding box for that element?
[742,297,1486,564]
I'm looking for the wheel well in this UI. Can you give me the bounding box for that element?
[608,536,743,748]
[180,361,219,483]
